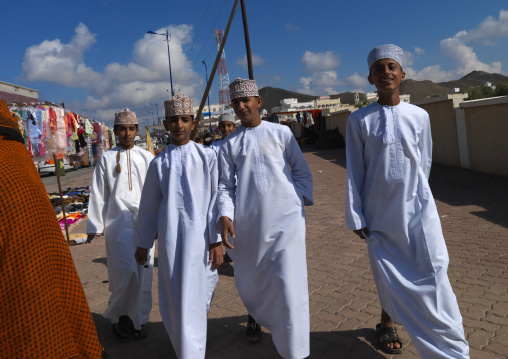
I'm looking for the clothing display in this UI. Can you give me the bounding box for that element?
[135,141,221,359]
[345,101,469,358]
[218,121,313,359]
[9,103,111,166]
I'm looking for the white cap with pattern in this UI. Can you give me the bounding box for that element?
[164,93,194,117]
[114,109,138,125]
[229,78,259,100]
[367,44,404,70]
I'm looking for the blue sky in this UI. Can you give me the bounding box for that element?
[1,0,507,127]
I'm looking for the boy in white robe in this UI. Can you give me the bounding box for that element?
[219,78,313,359]
[86,109,155,339]
[345,44,469,358]
[134,93,223,359]
[209,112,237,156]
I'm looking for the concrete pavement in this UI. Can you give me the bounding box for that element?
[52,147,508,358]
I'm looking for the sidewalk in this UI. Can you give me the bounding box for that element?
[62,147,508,358]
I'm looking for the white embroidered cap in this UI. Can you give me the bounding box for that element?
[229,78,259,100]
[164,93,194,117]
[218,112,236,124]
[367,44,404,70]
[114,109,138,125]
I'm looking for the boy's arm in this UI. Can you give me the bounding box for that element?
[134,161,162,250]
[217,145,236,249]
[207,152,222,245]
[284,127,313,206]
[86,155,109,237]
[419,112,433,180]
[345,114,368,231]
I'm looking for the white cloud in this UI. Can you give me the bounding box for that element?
[440,35,502,76]
[22,23,203,124]
[458,9,508,45]
[403,11,506,82]
[345,72,369,89]
[285,22,301,31]
[298,71,343,95]
[414,46,425,55]
[235,53,265,67]
[22,23,101,87]
[301,51,340,73]
[404,65,455,82]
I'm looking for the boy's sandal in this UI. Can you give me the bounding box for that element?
[246,315,261,344]
[376,323,403,354]
[129,320,148,340]
[112,315,130,339]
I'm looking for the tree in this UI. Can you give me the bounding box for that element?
[495,83,508,97]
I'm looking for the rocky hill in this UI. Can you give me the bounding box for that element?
[259,87,318,112]
[438,70,508,90]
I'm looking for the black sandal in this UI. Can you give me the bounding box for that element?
[246,315,261,343]
[129,320,148,340]
[376,323,403,354]
[112,315,130,339]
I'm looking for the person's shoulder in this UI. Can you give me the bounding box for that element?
[101,146,120,160]
[400,101,428,117]
[351,102,380,119]
[133,146,155,158]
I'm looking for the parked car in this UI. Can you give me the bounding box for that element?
[136,139,148,150]
[36,158,79,175]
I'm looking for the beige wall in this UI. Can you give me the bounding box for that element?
[413,96,463,167]
[461,97,508,177]
[326,109,352,140]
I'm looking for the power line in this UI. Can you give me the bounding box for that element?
[174,0,213,83]
[178,0,231,89]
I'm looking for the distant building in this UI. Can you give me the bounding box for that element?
[365,92,410,103]
[271,97,341,115]
[0,81,39,104]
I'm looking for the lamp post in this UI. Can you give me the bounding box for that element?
[147,29,174,96]
[202,61,212,120]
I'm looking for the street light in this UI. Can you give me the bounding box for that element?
[147,30,174,96]
[202,61,212,120]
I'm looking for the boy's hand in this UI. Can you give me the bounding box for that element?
[220,216,235,249]
[353,227,370,239]
[86,234,100,244]
[135,247,149,266]
[209,242,224,270]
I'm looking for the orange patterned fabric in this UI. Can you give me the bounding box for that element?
[0,135,105,358]
[0,99,24,143]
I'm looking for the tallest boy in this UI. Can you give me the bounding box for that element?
[218,78,313,359]
[345,44,469,358]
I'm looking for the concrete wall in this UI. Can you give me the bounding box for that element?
[459,96,508,177]
[326,109,352,140]
[413,94,467,167]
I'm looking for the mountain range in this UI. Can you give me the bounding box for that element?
[259,71,508,112]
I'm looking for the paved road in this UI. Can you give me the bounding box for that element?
[41,166,95,193]
[57,148,508,358]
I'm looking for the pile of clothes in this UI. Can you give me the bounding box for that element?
[48,187,90,231]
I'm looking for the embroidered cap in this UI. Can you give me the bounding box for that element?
[229,78,259,100]
[164,93,194,117]
[114,108,138,125]
[0,99,24,143]
[219,112,236,124]
[367,44,404,70]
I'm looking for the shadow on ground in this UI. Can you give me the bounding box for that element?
[92,312,389,359]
